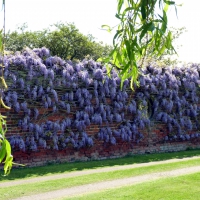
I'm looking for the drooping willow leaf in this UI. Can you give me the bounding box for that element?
[101,0,178,88]
[0,138,13,175]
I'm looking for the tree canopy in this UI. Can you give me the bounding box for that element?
[5,23,112,61]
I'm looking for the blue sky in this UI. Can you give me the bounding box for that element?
[1,0,200,63]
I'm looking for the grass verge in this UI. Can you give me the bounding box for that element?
[64,172,200,200]
[1,149,200,182]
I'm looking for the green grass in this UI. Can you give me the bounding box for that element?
[64,172,200,200]
[1,149,200,182]
[0,154,200,199]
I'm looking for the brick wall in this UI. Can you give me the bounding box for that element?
[2,90,200,167]
[5,108,199,167]
[12,133,200,167]
[2,50,200,167]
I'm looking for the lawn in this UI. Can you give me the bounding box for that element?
[0,150,200,200]
[64,172,200,200]
[1,149,200,182]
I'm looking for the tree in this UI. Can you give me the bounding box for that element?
[5,23,112,61]
[103,0,178,88]
[4,23,43,52]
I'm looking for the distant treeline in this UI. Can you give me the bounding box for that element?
[5,22,113,61]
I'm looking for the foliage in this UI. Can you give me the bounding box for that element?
[0,117,13,175]
[1,47,200,154]
[103,0,178,88]
[0,0,15,176]
[5,23,112,61]
[4,23,43,53]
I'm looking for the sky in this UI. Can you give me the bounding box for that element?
[1,0,200,63]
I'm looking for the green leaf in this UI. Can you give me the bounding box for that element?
[2,139,13,175]
[161,11,168,33]
[135,25,144,33]
[113,29,124,45]
[154,28,161,52]
[101,25,112,33]
[158,14,164,22]
[96,57,103,62]
[164,2,169,12]
[171,44,177,55]
[166,31,172,48]
[112,50,122,68]
[141,5,146,20]
[105,63,112,78]
[120,63,131,75]
[0,140,6,162]
[0,119,2,134]
[0,118,7,138]
[103,56,112,63]
[164,0,175,5]
[159,44,166,56]
[120,70,129,89]
[153,19,163,23]
[117,0,124,13]
[130,66,139,90]
[132,36,140,51]
[124,39,131,59]
[4,139,11,159]
[4,155,13,176]
[122,7,134,17]
[140,22,154,41]
[0,134,3,140]
[115,13,121,19]
[128,22,135,34]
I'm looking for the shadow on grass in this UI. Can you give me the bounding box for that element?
[1,149,200,181]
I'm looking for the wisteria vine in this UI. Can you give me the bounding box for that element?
[0,47,200,152]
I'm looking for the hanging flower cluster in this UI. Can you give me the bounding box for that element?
[139,64,200,141]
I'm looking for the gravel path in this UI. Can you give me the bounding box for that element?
[3,156,200,200]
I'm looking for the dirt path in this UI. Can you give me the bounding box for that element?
[2,155,200,188]
[13,166,200,200]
